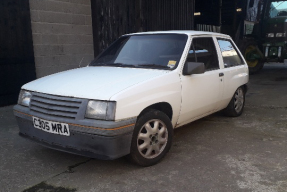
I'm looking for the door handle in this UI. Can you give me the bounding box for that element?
[219,73,224,77]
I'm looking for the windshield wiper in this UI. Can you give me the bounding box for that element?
[138,64,170,69]
[92,63,136,67]
[93,63,170,69]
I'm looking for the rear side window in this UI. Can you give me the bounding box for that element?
[186,37,219,71]
[217,39,244,68]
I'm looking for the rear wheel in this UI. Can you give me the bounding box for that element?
[128,110,173,166]
[243,40,264,74]
[223,87,245,117]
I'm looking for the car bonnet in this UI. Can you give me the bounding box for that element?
[22,66,169,100]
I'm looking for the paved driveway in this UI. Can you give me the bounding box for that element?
[1,63,287,192]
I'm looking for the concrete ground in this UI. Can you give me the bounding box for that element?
[1,63,287,192]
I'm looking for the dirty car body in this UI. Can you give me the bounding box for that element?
[14,31,249,166]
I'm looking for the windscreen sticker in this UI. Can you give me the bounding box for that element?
[167,60,177,68]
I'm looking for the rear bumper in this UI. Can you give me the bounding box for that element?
[14,105,136,160]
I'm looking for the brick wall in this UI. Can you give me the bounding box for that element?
[29,0,94,78]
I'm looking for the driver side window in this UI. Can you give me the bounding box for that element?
[186,37,219,71]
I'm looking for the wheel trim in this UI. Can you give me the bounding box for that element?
[245,45,259,68]
[234,88,244,113]
[137,119,168,159]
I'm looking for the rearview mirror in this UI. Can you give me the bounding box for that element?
[182,62,205,75]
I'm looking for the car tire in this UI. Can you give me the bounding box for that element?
[223,87,245,117]
[128,109,173,166]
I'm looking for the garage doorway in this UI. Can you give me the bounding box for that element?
[0,0,36,107]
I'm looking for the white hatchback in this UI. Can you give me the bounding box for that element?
[14,31,248,166]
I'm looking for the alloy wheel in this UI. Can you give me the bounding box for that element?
[234,88,244,113]
[137,119,168,159]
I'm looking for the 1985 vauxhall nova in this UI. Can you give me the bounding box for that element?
[14,31,249,166]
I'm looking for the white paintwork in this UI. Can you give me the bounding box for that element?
[126,30,230,38]
[214,37,249,107]
[111,71,182,127]
[22,67,169,100]
[21,30,249,128]
[177,69,224,126]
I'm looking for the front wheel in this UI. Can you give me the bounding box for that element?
[128,110,173,166]
[223,87,245,117]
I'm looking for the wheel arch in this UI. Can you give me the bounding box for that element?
[138,102,173,121]
[241,83,248,94]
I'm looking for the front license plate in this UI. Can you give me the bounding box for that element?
[32,116,70,136]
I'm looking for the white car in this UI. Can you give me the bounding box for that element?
[14,31,249,166]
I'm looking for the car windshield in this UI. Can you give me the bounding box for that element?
[269,1,287,18]
[90,34,188,70]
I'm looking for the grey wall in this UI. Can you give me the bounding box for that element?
[29,0,94,78]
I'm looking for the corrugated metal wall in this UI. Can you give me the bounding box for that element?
[141,0,194,31]
[91,0,194,56]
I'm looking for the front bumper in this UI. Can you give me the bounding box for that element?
[14,105,136,160]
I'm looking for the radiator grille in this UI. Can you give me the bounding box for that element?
[30,93,82,119]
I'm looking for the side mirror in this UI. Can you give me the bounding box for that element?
[182,62,205,75]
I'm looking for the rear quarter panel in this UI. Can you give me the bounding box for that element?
[213,36,249,107]
[221,66,249,106]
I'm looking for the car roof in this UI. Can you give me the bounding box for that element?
[126,30,231,38]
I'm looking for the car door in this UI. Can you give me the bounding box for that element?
[177,36,224,126]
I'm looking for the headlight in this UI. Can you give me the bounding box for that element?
[18,90,32,107]
[85,100,116,120]
[267,33,274,37]
[276,33,285,37]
